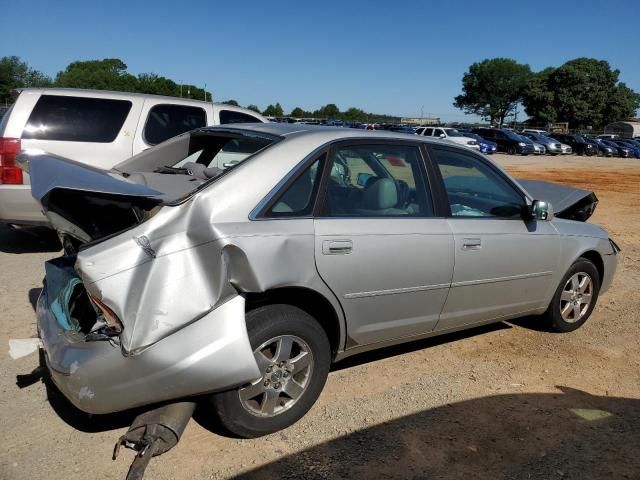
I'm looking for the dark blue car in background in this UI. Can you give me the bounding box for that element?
[460,131,497,154]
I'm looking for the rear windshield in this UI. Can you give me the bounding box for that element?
[22,95,132,142]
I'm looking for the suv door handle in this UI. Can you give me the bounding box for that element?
[462,238,482,250]
[322,240,353,255]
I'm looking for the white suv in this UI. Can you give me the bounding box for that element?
[415,127,480,150]
[0,88,267,226]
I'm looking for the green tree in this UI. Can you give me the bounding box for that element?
[263,102,284,117]
[343,107,366,122]
[290,107,309,118]
[136,73,179,97]
[521,67,557,125]
[246,104,260,113]
[523,58,640,129]
[317,103,340,119]
[55,58,138,91]
[454,58,532,126]
[221,99,239,106]
[0,56,52,104]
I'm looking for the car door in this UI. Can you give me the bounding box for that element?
[428,145,560,331]
[314,141,454,347]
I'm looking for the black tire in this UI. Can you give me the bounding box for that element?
[507,145,516,155]
[543,258,601,332]
[210,304,331,438]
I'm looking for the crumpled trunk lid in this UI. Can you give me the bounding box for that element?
[25,152,164,244]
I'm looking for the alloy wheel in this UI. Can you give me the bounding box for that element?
[239,335,314,417]
[559,272,593,323]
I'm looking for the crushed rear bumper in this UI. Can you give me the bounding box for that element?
[37,282,260,414]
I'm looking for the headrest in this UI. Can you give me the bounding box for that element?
[363,178,397,210]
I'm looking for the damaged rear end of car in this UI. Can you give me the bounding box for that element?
[28,129,280,414]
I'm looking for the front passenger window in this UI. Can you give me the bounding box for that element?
[432,148,525,218]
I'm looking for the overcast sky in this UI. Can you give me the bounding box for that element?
[2,0,638,120]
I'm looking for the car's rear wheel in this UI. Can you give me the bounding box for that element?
[210,304,331,438]
[507,145,516,155]
[543,258,600,332]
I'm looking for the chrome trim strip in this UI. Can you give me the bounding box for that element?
[451,270,553,288]
[344,283,450,299]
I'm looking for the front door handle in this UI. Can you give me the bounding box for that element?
[462,238,482,250]
[322,240,353,255]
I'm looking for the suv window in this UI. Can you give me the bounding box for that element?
[219,110,261,124]
[424,128,434,136]
[268,155,326,217]
[22,95,132,142]
[144,104,207,146]
[432,147,524,218]
[434,129,444,137]
[322,144,433,217]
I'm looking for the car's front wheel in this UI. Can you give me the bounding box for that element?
[210,304,331,438]
[543,258,600,332]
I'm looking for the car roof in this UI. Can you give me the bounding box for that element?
[197,122,459,147]
[14,88,262,115]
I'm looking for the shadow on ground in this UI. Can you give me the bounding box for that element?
[0,224,61,253]
[233,387,640,479]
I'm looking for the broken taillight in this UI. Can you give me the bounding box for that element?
[0,138,23,184]
[88,294,123,334]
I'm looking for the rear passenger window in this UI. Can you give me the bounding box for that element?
[219,110,261,124]
[144,104,207,146]
[323,144,433,217]
[267,155,325,217]
[22,95,132,142]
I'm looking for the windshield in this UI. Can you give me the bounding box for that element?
[504,130,523,141]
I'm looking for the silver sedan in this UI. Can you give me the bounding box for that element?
[26,123,619,438]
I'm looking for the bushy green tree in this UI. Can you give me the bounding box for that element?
[342,107,366,122]
[316,103,340,119]
[0,56,52,103]
[523,58,639,128]
[246,104,260,113]
[454,58,532,126]
[290,106,309,118]
[221,99,239,106]
[263,103,284,117]
[55,58,138,91]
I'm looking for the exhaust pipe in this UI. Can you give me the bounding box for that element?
[113,401,196,480]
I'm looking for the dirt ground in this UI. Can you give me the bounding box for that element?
[1,154,639,480]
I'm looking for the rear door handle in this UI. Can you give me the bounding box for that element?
[462,238,482,250]
[322,240,353,255]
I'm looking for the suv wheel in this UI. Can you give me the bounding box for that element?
[543,258,600,332]
[507,145,516,155]
[210,305,331,438]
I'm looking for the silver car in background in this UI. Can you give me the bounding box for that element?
[27,124,619,438]
[521,132,564,155]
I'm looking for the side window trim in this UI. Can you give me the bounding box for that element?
[315,139,436,219]
[427,145,529,219]
[251,147,329,220]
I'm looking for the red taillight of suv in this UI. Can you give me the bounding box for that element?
[0,138,23,184]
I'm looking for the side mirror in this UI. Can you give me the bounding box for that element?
[530,200,554,221]
[439,133,446,139]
